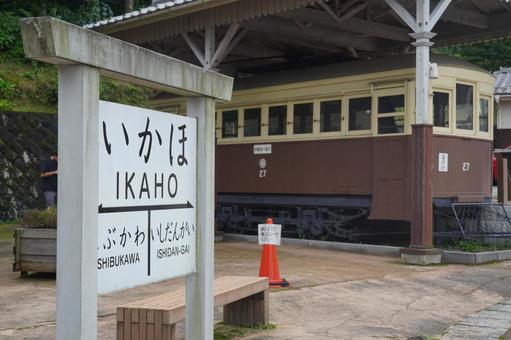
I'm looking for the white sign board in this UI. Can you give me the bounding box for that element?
[97,101,196,294]
[254,144,272,155]
[258,224,282,246]
[438,152,448,172]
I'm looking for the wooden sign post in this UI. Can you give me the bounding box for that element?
[20,17,233,340]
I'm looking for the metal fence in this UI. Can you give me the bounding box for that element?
[448,203,511,239]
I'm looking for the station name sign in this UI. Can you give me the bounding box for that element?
[97,101,196,294]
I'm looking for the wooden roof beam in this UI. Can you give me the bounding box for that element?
[280,7,411,41]
[337,0,362,14]
[318,0,368,24]
[428,0,452,30]
[181,32,207,67]
[470,0,490,14]
[242,16,377,51]
[393,0,489,29]
[440,3,488,28]
[265,34,345,53]
[383,0,417,31]
[211,22,241,68]
[228,40,283,59]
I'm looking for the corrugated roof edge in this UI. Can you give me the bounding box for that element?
[84,0,197,29]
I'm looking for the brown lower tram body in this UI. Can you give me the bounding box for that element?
[215,135,492,241]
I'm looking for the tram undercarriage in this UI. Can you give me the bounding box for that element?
[216,193,410,242]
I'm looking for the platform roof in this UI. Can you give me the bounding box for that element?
[86,0,511,77]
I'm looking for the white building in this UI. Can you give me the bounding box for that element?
[495,67,511,147]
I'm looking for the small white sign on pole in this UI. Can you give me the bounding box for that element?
[438,152,448,172]
[258,223,282,246]
[97,101,197,294]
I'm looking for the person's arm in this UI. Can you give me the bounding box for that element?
[40,170,57,178]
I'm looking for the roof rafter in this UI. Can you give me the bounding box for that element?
[242,16,377,51]
[181,32,206,67]
[428,0,452,30]
[280,7,411,41]
[383,0,417,31]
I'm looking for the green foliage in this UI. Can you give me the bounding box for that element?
[0,55,154,113]
[0,58,58,113]
[435,39,511,72]
[0,11,24,58]
[0,222,17,241]
[19,207,57,229]
[0,1,114,59]
[451,239,511,253]
[0,76,16,97]
[214,322,276,340]
[0,0,156,113]
[100,79,155,108]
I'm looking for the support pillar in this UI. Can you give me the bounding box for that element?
[56,65,99,339]
[401,124,441,265]
[400,0,442,265]
[495,150,511,204]
[185,97,216,340]
[410,124,433,248]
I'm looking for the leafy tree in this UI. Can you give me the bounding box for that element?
[0,0,155,112]
[435,39,511,72]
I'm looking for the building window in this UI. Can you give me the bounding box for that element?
[433,91,449,128]
[244,107,261,137]
[479,97,489,132]
[320,100,341,132]
[269,105,287,135]
[349,97,371,131]
[377,94,405,134]
[293,102,313,134]
[222,110,238,138]
[456,84,473,130]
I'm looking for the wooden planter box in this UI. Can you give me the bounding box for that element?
[13,228,56,277]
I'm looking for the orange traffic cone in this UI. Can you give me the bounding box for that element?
[258,218,289,287]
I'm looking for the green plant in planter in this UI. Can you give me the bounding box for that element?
[19,207,57,229]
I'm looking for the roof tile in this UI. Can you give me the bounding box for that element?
[495,68,511,95]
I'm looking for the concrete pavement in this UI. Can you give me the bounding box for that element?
[2,241,511,339]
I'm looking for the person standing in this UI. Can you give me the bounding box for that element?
[40,152,58,207]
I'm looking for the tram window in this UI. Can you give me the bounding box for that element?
[378,116,404,134]
[349,97,371,131]
[222,110,238,138]
[269,105,287,135]
[479,97,489,132]
[376,94,405,134]
[378,95,404,113]
[293,102,313,134]
[244,108,261,137]
[433,92,449,128]
[456,84,474,130]
[320,100,341,132]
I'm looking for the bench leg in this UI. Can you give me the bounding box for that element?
[162,324,176,340]
[117,308,176,340]
[223,290,269,327]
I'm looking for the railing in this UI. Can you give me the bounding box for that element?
[448,203,511,239]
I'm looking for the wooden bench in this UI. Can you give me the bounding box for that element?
[117,276,269,340]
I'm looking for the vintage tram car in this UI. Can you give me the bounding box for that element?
[158,55,495,240]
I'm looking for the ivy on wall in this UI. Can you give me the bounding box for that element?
[0,111,57,221]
